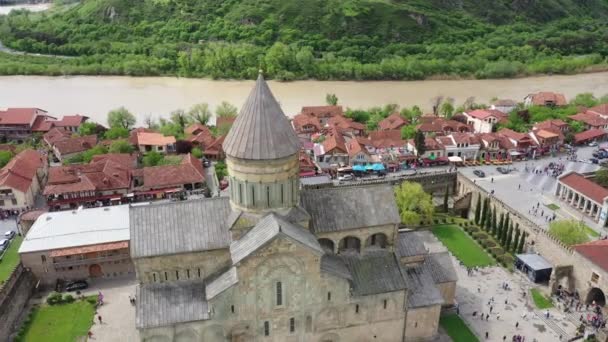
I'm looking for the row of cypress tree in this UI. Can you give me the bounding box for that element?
[474,193,526,254]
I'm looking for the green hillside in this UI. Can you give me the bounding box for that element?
[0,0,607,79]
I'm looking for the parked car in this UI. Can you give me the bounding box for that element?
[590,158,599,164]
[0,239,10,251]
[563,143,573,150]
[338,174,354,182]
[496,167,510,174]
[65,280,88,292]
[4,230,15,240]
[589,141,599,147]
[202,158,211,168]
[473,170,486,178]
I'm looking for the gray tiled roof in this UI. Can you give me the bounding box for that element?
[424,252,458,284]
[395,231,428,258]
[130,198,231,258]
[300,185,400,233]
[340,251,407,296]
[402,264,444,308]
[230,213,323,264]
[206,267,238,300]
[222,74,300,160]
[136,280,209,329]
[320,254,352,280]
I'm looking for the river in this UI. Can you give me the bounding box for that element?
[1,73,608,125]
[0,3,51,15]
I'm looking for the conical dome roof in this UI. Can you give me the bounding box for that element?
[223,74,300,160]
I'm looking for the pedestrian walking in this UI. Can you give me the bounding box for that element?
[98,315,102,324]
[518,184,521,190]
[486,332,489,339]
[486,313,490,320]
[497,313,500,320]
[490,306,493,313]
[491,177,494,183]
[516,321,519,328]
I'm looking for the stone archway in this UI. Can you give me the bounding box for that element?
[89,264,103,277]
[338,236,361,254]
[318,239,335,253]
[365,233,387,249]
[586,287,606,306]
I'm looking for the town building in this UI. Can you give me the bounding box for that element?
[378,113,408,131]
[0,108,55,142]
[43,127,72,148]
[462,109,507,133]
[497,128,537,154]
[0,149,47,210]
[574,129,607,145]
[524,92,567,107]
[300,105,343,126]
[438,133,480,160]
[186,124,215,149]
[54,114,89,133]
[490,99,517,114]
[327,115,366,136]
[132,74,457,342]
[201,135,226,160]
[132,154,205,200]
[19,205,133,286]
[587,104,608,118]
[134,131,176,154]
[317,127,349,166]
[555,172,608,226]
[570,112,608,131]
[52,135,98,161]
[407,137,445,160]
[416,116,471,136]
[292,113,322,138]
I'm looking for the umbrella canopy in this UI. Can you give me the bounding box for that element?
[372,163,385,171]
[353,164,366,172]
[365,163,374,170]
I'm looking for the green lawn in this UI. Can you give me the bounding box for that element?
[0,235,23,283]
[440,314,479,342]
[530,288,554,309]
[583,225,600,238]
[431,224,496,267]
[545,203,560,210]
[21,298,95,342]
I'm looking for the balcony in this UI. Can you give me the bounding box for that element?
[52,253,130,268]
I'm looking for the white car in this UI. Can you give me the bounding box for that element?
[338,174,354,182]
[589,141,598,147]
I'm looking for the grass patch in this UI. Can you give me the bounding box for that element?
[440,314,479,342]
[0,235,23,283]
[431,224,496,267]
[530,288,554,309]
[545,203,560,210]
[20,297,96,342]
[583,225,600,238]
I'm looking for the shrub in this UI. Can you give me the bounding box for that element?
[466,226,480,233]
[63,294,75,303]
[87,297,97,305]
[483,240,497,248]
[47,291,63,305]
[499,255,514,265]
[490,247,505,256]
[473,232,488,240]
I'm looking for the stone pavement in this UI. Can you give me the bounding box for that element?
[417,230,579,341]
[85,276,138,342]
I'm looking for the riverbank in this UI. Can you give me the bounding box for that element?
[1,72,607,125]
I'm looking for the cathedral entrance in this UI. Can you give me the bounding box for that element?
[89,264,103,277]
[586,287,606,306]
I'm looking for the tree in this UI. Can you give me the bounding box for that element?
[82,145,108,163]
[104,127,129,140]
[595,168,608,187]
[517,231,527,254]
[394,181,434,225]
[491,207,497,236]
[443,185,449,213]
[503,222,512,247]
[496,212,504,238]
[512,227,521,253]
[142,151,164,167]
[484,203,492,231]
[414,130,426,157]
[570,93,598,107]
[548,220,591,246]
[175,140,193,154]
[326,93,338,106]
[158,120,184,139]
[188,103,212,125]
[144,114,158,130]
[107,107,136,129]
[430,96,444,115]
[191,147,203,158]
[440,102,454,118]
[569,120,584,133]
[0,151,13,168]
[215,160,228,181]
[108,140,134,153]
[215,101,238,118]
[474,193,482,224]
[480,197,488,227]
[501,214,510,246]
[401,124,417,139]
[170,109,191,130]
[79,122,100,136]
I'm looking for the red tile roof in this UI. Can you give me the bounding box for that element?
[497,128,530,142]
[0,108,46,125]
[534,119,568,129]
[31,115,57,132]
[301,106,343,118]
[570,112,608,127]
[588,104,608,116]
[91,153,137,169]
[43,127,71,146]
[559,172,608,203]
[322,127,348,155]
[204,135,225,155]
[184,123,210,136]
[535,129,559,139]
[378,113,408,131]
[139,154,205,190]
[466,109,506,120]
[328,115,366,132]
[574,128,607,144]
[368,130,406,148]
[136,132,176,146]
[56,115,88,128]
[292,113,322,133]
[53,135,98,156]
[346,138,368,157]
[528,92,567,106]
[0,144,16,153]
[573,239,608,273]
[0,149,46,193]
[216,116,236,128]
[44,159,131,195]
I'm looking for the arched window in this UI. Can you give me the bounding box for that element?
[276,282,283,306]
[355,304,359,313]
[318,239,335,253]
[251,186,256,206]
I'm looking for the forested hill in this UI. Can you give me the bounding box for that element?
[1,0,608,80]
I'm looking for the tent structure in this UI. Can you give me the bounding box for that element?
[352,164,366,172]
[448,156,463,163]
[515,254,553,283]
[372,163,385,171]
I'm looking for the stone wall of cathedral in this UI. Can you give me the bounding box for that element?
[315,224,397,254]
[134,249,230,284]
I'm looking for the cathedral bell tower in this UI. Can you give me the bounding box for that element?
[222,72,301,217]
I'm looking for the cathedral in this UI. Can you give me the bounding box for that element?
[131,74,457,342]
